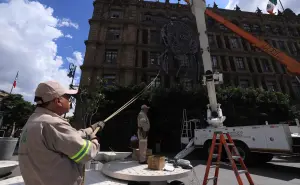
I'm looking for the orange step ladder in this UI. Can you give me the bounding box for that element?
[202,131,255,185]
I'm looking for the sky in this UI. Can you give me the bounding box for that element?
[0,0,299,116]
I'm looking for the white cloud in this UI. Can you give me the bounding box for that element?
[65,34,73,39]
[66,51,84,66]
[0,0,83,117]
[58,18,79,29]
[225,0,300,14]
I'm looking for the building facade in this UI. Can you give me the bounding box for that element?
[80,0,300,100]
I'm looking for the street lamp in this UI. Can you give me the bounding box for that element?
[68,63,79,90]
[65,63,80,118]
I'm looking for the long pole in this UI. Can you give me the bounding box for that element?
[278,0,285,11]
[10,71,19,94]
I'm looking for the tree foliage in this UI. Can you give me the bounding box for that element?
[1,94,35,129]
[85,84,296,152]
[78,77,111,127]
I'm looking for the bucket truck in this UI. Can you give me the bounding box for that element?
[175,0,300,165]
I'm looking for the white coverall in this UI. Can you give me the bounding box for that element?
[137,111,150,162]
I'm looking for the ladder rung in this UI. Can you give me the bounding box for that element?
[211,162,222,168]
[212,154,218,158]
[208,176,217,181]
[231,156,241,160]
[215,143,234,146]
[238,170,248,174]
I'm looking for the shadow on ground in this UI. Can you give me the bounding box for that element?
[166,148,300,182]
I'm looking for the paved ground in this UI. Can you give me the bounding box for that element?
[177,156,300,185]
[1,153,300,185]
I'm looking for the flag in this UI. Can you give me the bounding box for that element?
[13,71,19,88]
[266,0,277,14]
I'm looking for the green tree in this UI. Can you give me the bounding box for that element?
[1,94,35,129]
[78,77,110,127]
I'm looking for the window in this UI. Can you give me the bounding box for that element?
[150,30,160,44]
[292,82,300,98]
[106,28,121,40]
[180,59,189,67]
[265,25,271,32]
[110,11,122,18]
[273,26,282,34]
[208,35,217,48]
[261,59,272,72]
[288,42,297,55]
[240,79,250,88]
[241,38,249,51]
[211,56,218,68]
[142,51,148,67]
[294,42,300,53]
[252,24,261,33]
[150,52,160,65]
[103,75,116,86]
[150,76,161,87]
[105,50,118,63]
[142,29,148,44]
[235,57,245,69]
[287,27,295,36]
[230,37,239,49]
[277,41,286,51]
[207,18,215,26]
[272,40,278,48]
[243,24,251,32]
[219,24,228,30]
[266,81,277,91]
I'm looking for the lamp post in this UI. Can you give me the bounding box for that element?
[68,63,78,90]
[65,63,79,118]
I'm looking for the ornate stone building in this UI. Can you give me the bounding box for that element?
[79,0,300,100]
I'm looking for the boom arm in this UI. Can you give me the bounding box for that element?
[204,9,300,75]
[184,0,300,129]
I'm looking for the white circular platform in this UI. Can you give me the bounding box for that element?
[101,160,192,182]
[0,161,18,177]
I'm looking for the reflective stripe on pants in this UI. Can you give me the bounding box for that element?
[139,139,147,162]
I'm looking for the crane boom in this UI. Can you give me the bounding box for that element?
[184,0,300,129]
[204,9,300,75]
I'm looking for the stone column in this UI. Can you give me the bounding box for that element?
[250,57,258,73]
[217,56,223,71]
[220,34,227,48]
[257,76,263,90]
[84,43,97,66]
[88,22,100,41]
[275,75,282,92]
[224,56,232,72]
[282,76,291,94]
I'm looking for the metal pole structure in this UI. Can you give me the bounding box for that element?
[278,0,285,11]
[64,63,77,118]
[10,71,19,94]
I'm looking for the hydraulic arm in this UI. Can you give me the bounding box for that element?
[204,9,300,75]
[184,0,300,129]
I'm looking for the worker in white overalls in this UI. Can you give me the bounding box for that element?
[137,104,150,164]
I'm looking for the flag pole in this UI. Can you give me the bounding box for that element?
[278,0,285,11]
[10,71,19,94]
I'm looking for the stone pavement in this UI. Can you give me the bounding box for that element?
[177,156,300,185]
[2,155,300,185]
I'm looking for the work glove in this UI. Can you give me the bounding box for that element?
[90,121,105,132]
[87,132,98,141]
